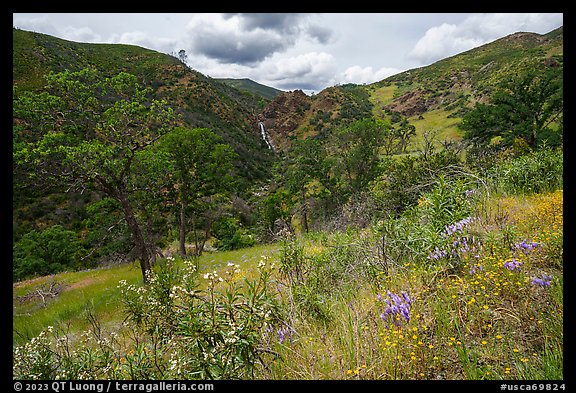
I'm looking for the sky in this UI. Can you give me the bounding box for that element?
[12,13,563,94]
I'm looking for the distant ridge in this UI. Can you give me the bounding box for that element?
[217,78,283,101]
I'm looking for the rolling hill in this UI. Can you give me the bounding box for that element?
[216,78,283,101]
[259,26,563,151]
[13,27,275,182]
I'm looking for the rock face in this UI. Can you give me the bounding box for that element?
[259,90,312,151]
[384,90,437,118]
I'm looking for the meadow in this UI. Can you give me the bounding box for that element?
[13,186,563,380]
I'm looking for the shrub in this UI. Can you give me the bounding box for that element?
[13,225,84,281]
[13,257,282,380]
[211,217,256,251]
[489,149,563,195]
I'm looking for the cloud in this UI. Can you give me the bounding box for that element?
[260,52,337,91]
[224,13,305,34]
[408,13,563,65]
[109,31,177,54]
[305,24,334,44]
[184,13,332,66]
[339,65,401,85]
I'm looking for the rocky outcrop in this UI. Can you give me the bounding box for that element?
[258,90,312,151]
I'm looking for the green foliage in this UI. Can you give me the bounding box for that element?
[13,225,84,281]
[461,65,563,149]
[211,217,256,251]
[327,118,388,195]
[13,257,281,379]
[371,149,462,216]
[82,198,131,262]
[420,175,474,232]
[13,67,179,281]
[488,149,563,195]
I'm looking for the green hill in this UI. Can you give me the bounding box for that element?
[260,27,563,151]
[13,27,273,178]
[12,28,276,255]
[217,78,283,101]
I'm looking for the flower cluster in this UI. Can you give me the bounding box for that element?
[377,290,412,329]
[514,240,539,255]
[427,247,447,261]
[442,216,476,238]
[203,271,223,287]
[531,274,553,288]
[257,255,275,271]
[503,258,523,272]
[468,263,483,276]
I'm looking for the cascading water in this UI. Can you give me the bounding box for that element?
[258,122,273,150]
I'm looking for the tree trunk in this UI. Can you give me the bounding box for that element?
[118,193,151,284]
[179,197,187,256]
[301,189,309,233]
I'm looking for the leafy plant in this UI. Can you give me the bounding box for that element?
[13,225,84,281]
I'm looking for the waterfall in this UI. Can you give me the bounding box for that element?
[258,122,273,150]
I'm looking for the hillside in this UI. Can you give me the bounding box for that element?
[217,78,283,101]
[260,27,563,151]
[13,28,278,246]
[13,28,274,180]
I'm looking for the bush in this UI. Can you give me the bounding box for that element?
[13,225,84,281]
[489,149,563,194]
[13,256,282,380]
[211,217,256,251]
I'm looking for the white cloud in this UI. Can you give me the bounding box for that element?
[109,31,177,53]
[339,65,401,85]
[408,13,563,65]
[184,13,309,65]
[13,15,60,37]
[260,51,337,90]
[60,26,102,43]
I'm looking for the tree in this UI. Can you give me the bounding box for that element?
[284,138,330,233]
[326,118,389,197]
[460,64,563,149]
[13,68,177,283]
[156,127,237,256]
[13,225,84,281]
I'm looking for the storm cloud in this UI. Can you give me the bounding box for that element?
[185,13,330,65]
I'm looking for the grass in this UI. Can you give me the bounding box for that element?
[13,243,280,346]
[407,108,463,150]
[13,190,563,380]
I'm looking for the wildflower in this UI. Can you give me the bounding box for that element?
[442,216,475,238]
[427,247,447,261]
[531,274,553,287]
[514,240,539,255]
[503,258,523,272]
[378,290,412,329]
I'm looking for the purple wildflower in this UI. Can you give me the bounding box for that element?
[443,217,475,238]
[378,290,412,329]
[503,258,523,272]
[469,264,483,275]
[277,325,294,344]
[514,240,540,255]
[465,189,478,197]
[428,247,447,261]
[531,274,553,288]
